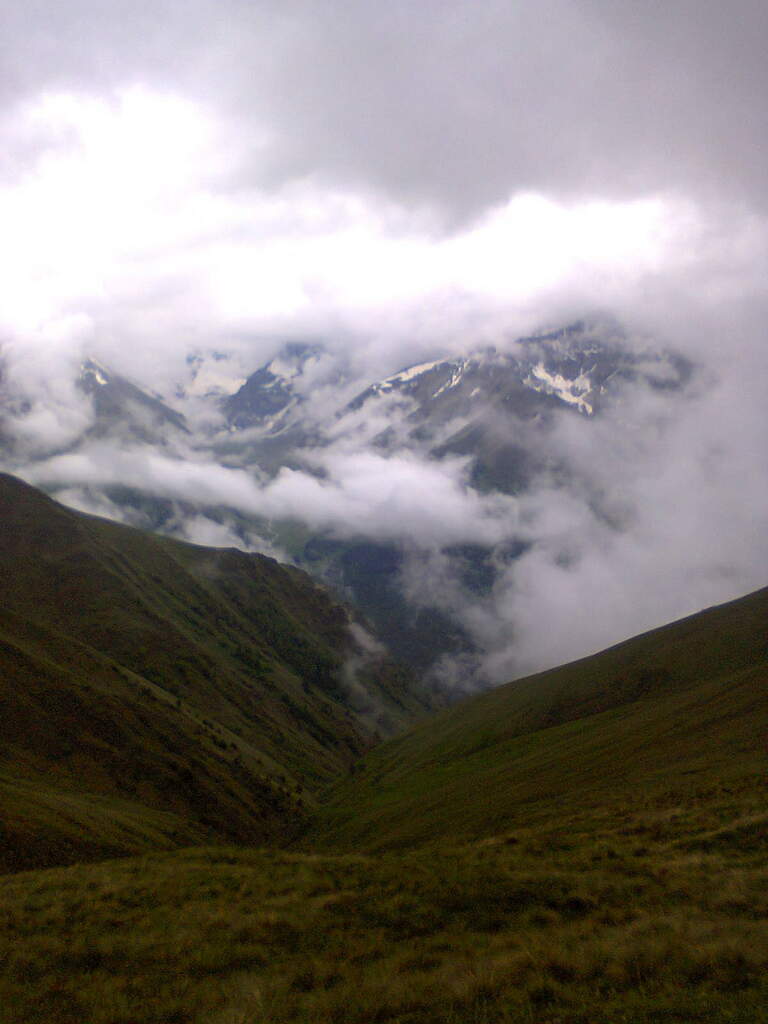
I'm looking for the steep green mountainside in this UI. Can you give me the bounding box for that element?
[0,474,427,871]
[1,497,766,1021]
[311,585,768,850]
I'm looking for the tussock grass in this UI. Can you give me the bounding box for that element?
[1,774,766,1023]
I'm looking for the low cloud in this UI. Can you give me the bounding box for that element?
[2,1,768,690]
[480,348,768,678]
[9,283,768,688]
[22,440,519,551]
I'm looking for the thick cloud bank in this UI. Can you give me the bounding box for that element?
[1,1,768,685]
[2,2,767,217]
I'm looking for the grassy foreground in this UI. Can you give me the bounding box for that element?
[2,477,767,1022]
[1,770,767,1024]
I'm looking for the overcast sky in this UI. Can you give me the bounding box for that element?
[2,1,768,680]
[1,0,766,375]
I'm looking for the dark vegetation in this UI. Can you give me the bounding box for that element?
[1,777,765,1023]
[0,473,427,871]
[0,473,766,1022]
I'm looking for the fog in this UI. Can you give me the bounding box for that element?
[1,1,767,685]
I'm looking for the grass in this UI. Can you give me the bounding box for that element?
[309,585,768,851]
[1,773,766,1023]
[2,474,768,1021]
[0,473,429,871]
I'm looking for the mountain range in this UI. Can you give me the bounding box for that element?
[0,321,695,690]
[216,322,690,489]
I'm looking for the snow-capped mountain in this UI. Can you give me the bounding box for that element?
[222,342,325,432]
[348,322,688,422]
[316,322,690,494]
[80,358,189,442]
[220,323,690,464]
[0,321,696,693]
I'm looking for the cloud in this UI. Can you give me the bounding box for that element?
[0,77,710,404]
[3,2,767,220]
[479,344,768,678]
[2,1,768,691]
[21,439,519,550]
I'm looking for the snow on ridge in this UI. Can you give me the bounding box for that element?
[432,360,468,398]
[81,358,111,387]
[380,359,444,388]
[525,362,594,414]
[374,348,498,397]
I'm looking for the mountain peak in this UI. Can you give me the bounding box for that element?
[223,341,326,432]
[77,357,189,440]
[79,357,113,390]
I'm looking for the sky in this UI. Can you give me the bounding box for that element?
[1,1,768,683]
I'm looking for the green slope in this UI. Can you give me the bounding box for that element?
[2,776,767,1024]
[311,585,768,850]
[1,485,767,1022]
[0,473,427,871]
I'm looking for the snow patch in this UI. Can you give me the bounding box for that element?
[380,359,444,389]
[432,361,467,398]
[81,359,110,387]
[526,362,594,414]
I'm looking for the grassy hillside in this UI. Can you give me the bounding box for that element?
[2,472,767,1022]
[310,585,768,850]
[1,775,766,1023]
[0,474,427,871]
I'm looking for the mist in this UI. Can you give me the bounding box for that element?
[1,1,767,688]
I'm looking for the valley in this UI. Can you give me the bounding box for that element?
[2,4,767,1021]
[0,321,696,691]
[0,471,765,1022]
[0,474,428,872]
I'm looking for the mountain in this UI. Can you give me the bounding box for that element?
[79,357,189,442]
[348,323,638,419]
[338,322,690,491]
[0,322,696,692]
[312,583,768,851]
[223,322,690,461]
[222,342,325,432]
[1,575,765,1024]
[0,356,189,461]
[0,473,428,872]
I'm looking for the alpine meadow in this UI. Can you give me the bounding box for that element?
[1,3,768,1023]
